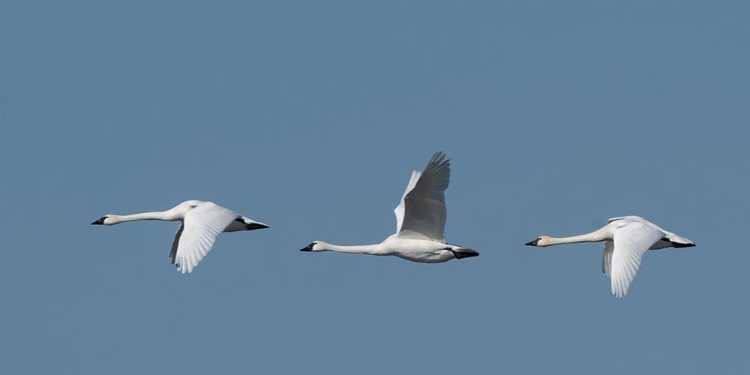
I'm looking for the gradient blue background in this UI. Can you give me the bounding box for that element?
[1,2,748,374]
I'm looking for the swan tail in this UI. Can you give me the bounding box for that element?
[450,247,479,259]
[225,217,269,232]
[671,240,696,248]
[665,232,695,248]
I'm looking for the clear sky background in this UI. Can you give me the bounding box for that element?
[1,2,748,374]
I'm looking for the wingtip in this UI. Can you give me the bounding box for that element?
[430,151,449,164]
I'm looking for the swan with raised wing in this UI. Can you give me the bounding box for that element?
[300,152,478,263]
[525,216,695,297]
[92,200,268,273]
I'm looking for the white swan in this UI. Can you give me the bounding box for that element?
[525,216,695,297]
[300,152,478,263]
[92,200,268,273]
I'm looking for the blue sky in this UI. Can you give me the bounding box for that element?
[1,2,748,374]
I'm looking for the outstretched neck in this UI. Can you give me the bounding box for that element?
[322,243,388,256]
[111,211,175,224]
[546,227,611,245]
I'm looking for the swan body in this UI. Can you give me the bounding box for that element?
[92,200,268,273]
[525,216,695,297]
[301,152,478,263]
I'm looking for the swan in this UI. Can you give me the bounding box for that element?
[92,200,268,273]
[525,216,695,297]
[300,152,478,263]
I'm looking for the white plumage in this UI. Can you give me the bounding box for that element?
[92,200,268,273]
[301,152,478,263]
[526,216,695,297]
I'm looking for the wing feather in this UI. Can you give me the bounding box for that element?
[396,152,450,241]
[173,202,239,274]
[602,240,613,277]
[394,170,422,233]
[610,222,664,297]
[170,223,184,265]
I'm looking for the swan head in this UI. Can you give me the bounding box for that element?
[300,241,327,252]
[525,236,553,247]
[91,215,117,225]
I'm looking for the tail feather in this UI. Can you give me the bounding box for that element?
[672,241,696,248]
[451,248,479,259]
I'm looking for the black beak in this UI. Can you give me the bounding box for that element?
[91,217,106,225]
[300,243,314,252]
[245,222,269,231]
[525,239,540,246]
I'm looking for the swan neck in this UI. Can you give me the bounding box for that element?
[112,211,172,223]
[546,228,610,245]
[324,243,386,255]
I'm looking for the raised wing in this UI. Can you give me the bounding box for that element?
[610,221,664,297]
[173,202,239,274]
[396,152,450,241]
[394,170,422,233]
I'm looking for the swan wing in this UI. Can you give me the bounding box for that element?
[394,170,422,233]
[610,221,665,297]
[397,152,450,241]
[173,202,239,274]
[601,240,614,277]
[170,223,185,266]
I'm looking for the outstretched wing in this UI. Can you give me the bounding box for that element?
[395,152,450,241]
[173,202,239,274]
[610,221,664,298]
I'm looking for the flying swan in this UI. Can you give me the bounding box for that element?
[92,200,268,273]
[300,152,478,263]
[525,216,695,297]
